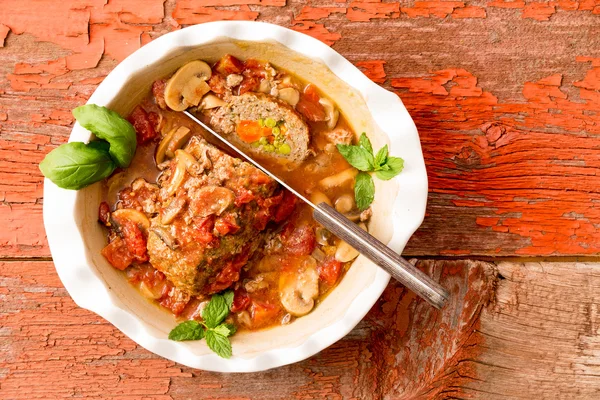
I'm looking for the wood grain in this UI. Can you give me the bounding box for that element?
[0,259,496,399]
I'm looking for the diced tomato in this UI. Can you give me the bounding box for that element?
[206,251,249,294]
[236,120,272,143]
[128,105,157,144]
[160,284,191,316]
[282,224,316,256]
[251,171,273,185]
[215,215,240,236]
[147,111,160,132]
[273,190,297,223]
[214,54,245,75]
[243,59,266,75]
[101,237,134,270]
[296,84,326,122]
[151,79,167,109]
[253,209,271,231]
[119,220,148,263]
[231,288,251,313]
[237,76,259,95]
[249,301,280,329]
[191,216,215,244]
[318,257,343,286]
[234,188,256,207]
[208,74,227,95]
[98,202,111,226]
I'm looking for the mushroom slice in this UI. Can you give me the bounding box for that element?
[161,195,187,225]
[319,168,359,189]
[335,222,367,263]
[150,226,178,249]
[319,97,339,130]
[279,256,319,317]
[175,149,203,176]
[111,209,150,235]
[278,87,300,107]
[164,60,213,111]
[200,93,226,110]
[190,186,235,217]
[156,127,177,164]
[166,126,192,159]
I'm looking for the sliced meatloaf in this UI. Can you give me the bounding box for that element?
[146,136,295,296]
[209,92,311,165]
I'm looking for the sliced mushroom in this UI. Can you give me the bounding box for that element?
[319,168,359,189]
[315,227,332,246]
[150,226,178,250]
[165,126,192,159]
[190,186,235,217]
[111,209,150,234]
[161,195,187,225]
[278,87,300,107]
[156,127,177,164]
[319,97,339,129]
[334,194,355,214]
[164,156,187,197]
[164,60,212,111]
[334,222,367,263]
[258,79,271,93]
[139,281,166,300]
[279,257,319,317]
[175,149,203,176]
[310,190,332,206]
[200,93,226,110]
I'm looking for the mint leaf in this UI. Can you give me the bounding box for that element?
[354,172,375,211]
[374,145,388,170]
[358,133,373,154]
[212,324,232,337]
[336,144,374,171]
[205,330,232,359]
[375,156,404,181]
[202,293,229,328]
[168,320,205,341]
[222,323,237,337]
[223,290,234,311]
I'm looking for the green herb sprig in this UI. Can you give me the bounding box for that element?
[39,104,137,190]
[168,290,236,359]
[337,133,404,210]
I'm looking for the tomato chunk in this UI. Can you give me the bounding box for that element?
[191,216,215,244]
[250,300,280,329]
[318,257,343,286]
[215,215,240,236]
[274,190,297,223]
[98,202,111,226]
[282,224,316,256]
[231,288,251,313]
[214,54,244,75]
[151,79,167,109]
[128,105,157,144]
[296,84,326,122]
[120,220,148,263]
[101,237,134,270]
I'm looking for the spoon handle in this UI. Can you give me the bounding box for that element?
[313,203,449,309]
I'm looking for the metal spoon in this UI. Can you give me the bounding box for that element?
[183,111,449,309]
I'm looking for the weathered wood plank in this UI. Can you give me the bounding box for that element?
[1,1,599,257]
[0,259,495,399]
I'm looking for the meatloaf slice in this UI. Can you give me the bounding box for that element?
[146,136,293,296]
[209,92,311,165]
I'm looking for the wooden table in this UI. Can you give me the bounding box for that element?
[1,1,600,398]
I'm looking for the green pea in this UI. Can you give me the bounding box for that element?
[258,118,265,127]
[271,126,281,135]
[251,141,261,148]
[265,118,276,128]
[278,143,291,155]
[264,144,276,152]
[259,137,268,145]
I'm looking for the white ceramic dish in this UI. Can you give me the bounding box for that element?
[43,21,428,372]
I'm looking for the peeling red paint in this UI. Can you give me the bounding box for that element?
[356,60,386,83]
[0,23,9,47]
[522,2,556,20]
[173,3,258,25]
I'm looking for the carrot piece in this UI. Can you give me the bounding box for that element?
[236,120,271,143]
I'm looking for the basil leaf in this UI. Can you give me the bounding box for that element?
[358,133,373,154]
[375,157,404,181]
[73,104,137,168]
[223,290,234,311]
[202,293,229,328]
[374,145,388,170]
[39,142,116,190]
[205,329,232,359]
[354,172,375,211]
[336,144,374,171]
[168,320,205,341]
[222,323,237,337]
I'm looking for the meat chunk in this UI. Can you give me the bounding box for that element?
[209,92,311,165]
[146,136,288,296]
